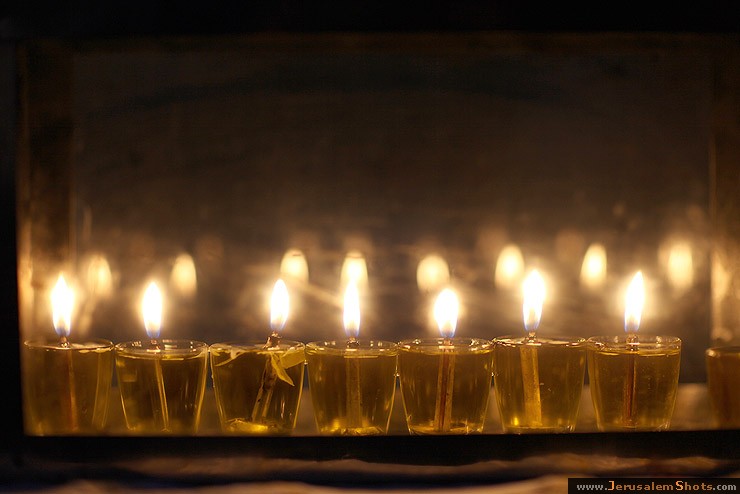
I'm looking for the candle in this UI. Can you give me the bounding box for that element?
[398,288,494,435]
[210,279,305,434]
[587,271,682,431]
[115,282,208,434]
[306,281,398,435]
[706,346,740,429]
[23,274,114,435]
[493,270,586,433]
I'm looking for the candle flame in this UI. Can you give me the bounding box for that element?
[142,282,163,339]
[416,254,450,293]
[51,274,74,338]
[280,249,309,283]
[434,288,458,339]
[341,251,368,288]
[270,279,290,332]
[522,269,546,333]
[495,244,524,290]
[580,243,607,289]
[343,281,360,339]
[624,271,645,333]
[171,253,197,298]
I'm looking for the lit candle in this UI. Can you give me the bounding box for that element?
[344,281,362,428]
[50,274,78,429]
[520,270,545,427]
[142,282,169,430]
[433,288,458,432]
[623,271,644,425]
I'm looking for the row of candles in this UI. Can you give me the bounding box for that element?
[22,270,739,436]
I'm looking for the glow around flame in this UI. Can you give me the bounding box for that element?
[341,251,368,288]
[522,270,546,333]
[51,274,74,338]
[495,244,524,290]
[624,271,645,333]
[171,253,197,298]
[580,243,607,289]
[434,288,458,339]
[343,281,360,339]
[280,249,309,283]
[416,254,450,293]
[270,279,290,332]
[142,282,163,339]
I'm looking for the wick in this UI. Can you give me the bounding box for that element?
[150,338,170,432]
[252,330,282,423]
[264,330,281,349]
[347,336,360,349]
[624,331,639,427]
[434,337,455,433]
[345,336,362,431]
[59,334,78,431]
[59,335,70,348]
[520,331,542,428]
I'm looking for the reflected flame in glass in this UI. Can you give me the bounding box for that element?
[280,249,309,283]
[434,288,459,339]
[495,244,524,290]
[51,274,74,338]
[666,241,693,292]
[416,255,450,293]
[580,243,607,290]
[522,270,546,333]
[343,281,361,339]
[624,271,645,333]
[86,254,112,299]
[270,279,290,332]
[341,251,368,289]
[142,282,163,340]
[170,253,197,298]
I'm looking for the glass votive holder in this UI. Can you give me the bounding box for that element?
[23,339,114,435]
[115,339,208,434]
[706,346,740,429]
[397,338,494,435]
[493,336,586,433]
[210,340,305,434]
[305,340,398,436]
[587,335,681,431]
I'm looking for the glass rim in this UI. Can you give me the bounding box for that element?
[210,340,305,351]
[305,339,398,355]
[115,338,208,356]
[706,345,740,357]
[586,334,681,350]
[398,337,493,353]
[493,335,586,347]
[24,338,114,350]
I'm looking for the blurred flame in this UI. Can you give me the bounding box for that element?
[522,270,545,333]
[624,271,645,333]
[270,279,290,332]
[171,254,197,298]
[280,249,309,283]
[416,255,450,293]
[86,254,112,299]
[580,243,607,289]
[51,274,74,338]
[667,241,693,292]
[495,244,524,290]
[341,251,368,289]
[142,282,163,340]
[343,281,361,339]
[434,288,459,339]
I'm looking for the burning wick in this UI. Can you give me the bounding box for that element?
[343,281,362,431]
[252,279,290,423]
[520,270,545,427]
[433,288,458,433]
[142,281,169,432]
[51,274,79,431]
[624,271,644,427]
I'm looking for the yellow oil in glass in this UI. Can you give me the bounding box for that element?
[587,336,681,431]
[23,340,114,435]
[210,341,305,434]
[493,337,585,433]
[115,340,208,434]
[306,341,398,436]
[706,346,740,429]
[398,338,493,435]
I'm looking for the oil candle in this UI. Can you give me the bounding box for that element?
[115,282,208,434]
[23,275,114,435]
[493,270,586,433]
[705,346,740,429]
[398,288,494,434]
[210,279,306,434]
[587,272,682,431]
[306,281,398,435]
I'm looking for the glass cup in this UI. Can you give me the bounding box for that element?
[398,338,494,435]
[305,340,398,436]
[705,346,740,429]
[587,335,681,431]
[115,339,208,434]
[493,336,586,433]
[23,339,114,435]
[210,340,305,434]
